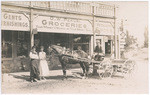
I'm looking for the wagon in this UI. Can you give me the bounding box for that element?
[49,45,136,79]
[59,53,136,79]
[110,59,136,78]
[89,57,136,79]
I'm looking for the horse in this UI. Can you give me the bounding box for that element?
[48,45,90,79]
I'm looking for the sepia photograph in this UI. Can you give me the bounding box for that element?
[1,1,149,94]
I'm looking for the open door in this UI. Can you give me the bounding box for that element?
[105,40,111,54]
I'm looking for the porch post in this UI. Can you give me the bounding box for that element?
[30,8,34,48]
[114,5,118,59]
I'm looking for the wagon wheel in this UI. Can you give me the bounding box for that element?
[98,59,113,79]
[103,63,113,78]
[122,59,136,78]
[88,64,94,76]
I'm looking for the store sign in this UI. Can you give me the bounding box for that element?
[95,21,114,35]
[33,16,93,35]
[120,32,126,39]
[1,12,30,31]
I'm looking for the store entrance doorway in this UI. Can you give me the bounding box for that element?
[105,40,111,55]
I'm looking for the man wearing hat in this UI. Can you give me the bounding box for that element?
[94,40,104,61]
[93,40,104,75]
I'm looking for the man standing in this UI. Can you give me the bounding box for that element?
[29,46,40,83]
[94,40,104,61]
[93,40,104,75]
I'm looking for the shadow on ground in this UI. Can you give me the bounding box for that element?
[7,70,125,83]
[8,74,31,82]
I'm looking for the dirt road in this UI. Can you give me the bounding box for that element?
[2,48,149,94]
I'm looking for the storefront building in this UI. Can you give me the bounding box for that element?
[1,1,117,73]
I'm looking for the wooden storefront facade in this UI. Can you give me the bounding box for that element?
[1,1,118,73]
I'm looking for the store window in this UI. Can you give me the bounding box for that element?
[34,33,70,53]
[2,31,13,58]
[73,35,90,54]
[2,31,30,58]
[54,33,69,48]
[17,31,30,57]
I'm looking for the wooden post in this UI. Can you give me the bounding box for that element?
[118,29,121,59]
[92,6,96,51]
[90,36,93,56]
[114,5,118,59]
[92,5,98,75]
[30,9,34,48]
[69,34,73,50]
[12,32,17,58]
[92,5,95,63]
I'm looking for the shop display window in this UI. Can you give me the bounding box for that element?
[2,31,12,58]
[17,31,30,57]
[54,33,69,48]
[2,31,30,58]
[73,35,90,54]
[34,33,70,53]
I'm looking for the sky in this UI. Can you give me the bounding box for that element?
[111,1,148,46]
